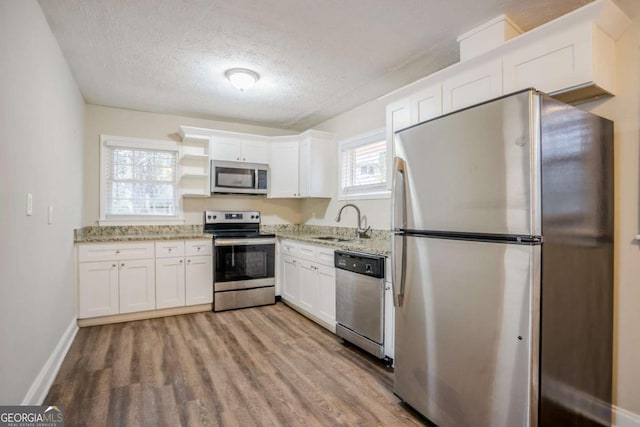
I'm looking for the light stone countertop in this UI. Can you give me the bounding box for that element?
[75,233,212,243]
[73,224,390,256]
[74,225,211,243]
[275,229,391,256]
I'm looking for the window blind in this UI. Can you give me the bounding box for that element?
[341,139,387,194]
[105,147,178,216]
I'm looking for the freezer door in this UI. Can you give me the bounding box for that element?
[394,90,541,236]
[394,235,540,427]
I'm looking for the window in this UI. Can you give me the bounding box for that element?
[339,129,390,199]
[100,135,182,224]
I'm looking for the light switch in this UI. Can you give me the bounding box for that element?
[26,193,33,216]
[48,205,54,224]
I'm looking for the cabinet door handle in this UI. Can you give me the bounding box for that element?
[168,248,173,252]
[197,247,201,251]
[116,250,120,254]
[121,263,125,267]
[187,259,191,264]
[179,259,184,263]
[112,264,116,268]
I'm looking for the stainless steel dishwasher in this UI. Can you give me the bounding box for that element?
[335,250,386,360]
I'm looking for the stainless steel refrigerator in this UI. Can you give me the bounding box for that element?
[391,89,613,426]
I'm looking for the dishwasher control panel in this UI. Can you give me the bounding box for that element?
[334,250,384,278]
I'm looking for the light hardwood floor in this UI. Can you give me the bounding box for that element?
[45,302,427,426]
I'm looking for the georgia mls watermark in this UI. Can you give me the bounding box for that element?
[0,406,64,427]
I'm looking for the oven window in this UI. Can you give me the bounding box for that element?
[215,244,275,282]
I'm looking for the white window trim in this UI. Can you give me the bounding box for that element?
[99,134,185,226]
[338,128,391,201]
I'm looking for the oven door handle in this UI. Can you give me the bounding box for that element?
[215,238,276,246]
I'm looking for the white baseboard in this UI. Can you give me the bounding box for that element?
[21,318,78,405]
[615,405,640,427]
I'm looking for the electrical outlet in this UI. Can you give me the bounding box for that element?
[48,205,54,224]
[26,193,33,216]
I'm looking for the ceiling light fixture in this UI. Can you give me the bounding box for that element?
[224,68,260,91]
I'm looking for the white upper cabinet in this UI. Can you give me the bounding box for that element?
[211,138,242,161]
[502,23,614,103]
[442,58,503,114]
[268,137,300,198]
[410,84,443,124]
[298,130,336,198]
[178,127,335,199]
[211,137,268,164]
[386,84,443,152]
[271,130,335,199]
[385,98,411,155]
[384,0,629,126]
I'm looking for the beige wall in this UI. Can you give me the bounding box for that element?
[580,11,640,418]
[0,1,85,404]
[83,105,302,226]
[305,7,640,418]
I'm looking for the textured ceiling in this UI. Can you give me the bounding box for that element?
[39,0,594,130]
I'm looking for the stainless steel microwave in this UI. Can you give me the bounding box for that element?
[210,160,269,195]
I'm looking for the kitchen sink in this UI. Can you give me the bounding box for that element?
[314,236,356,242]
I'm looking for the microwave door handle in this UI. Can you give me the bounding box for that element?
[254,169,259,189]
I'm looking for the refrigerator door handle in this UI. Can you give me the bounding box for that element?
[391,157,407,231]
[392,233,406,307]
[391,156,407,307]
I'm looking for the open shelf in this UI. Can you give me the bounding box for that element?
[179,128,210,197]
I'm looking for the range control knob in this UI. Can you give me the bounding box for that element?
[207,215,212,220]
[255,214,260,219]
[213,215,217,220]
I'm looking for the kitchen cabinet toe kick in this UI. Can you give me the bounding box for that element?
[77,303,212,327]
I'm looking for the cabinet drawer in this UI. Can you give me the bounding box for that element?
[155,240,185,258]
[316,247,335,267]
[297,242,317,261]
[185,240,212,256]
[280,239,299,256]
[78,242,155,262]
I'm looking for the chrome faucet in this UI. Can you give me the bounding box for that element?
[335,203,371,239]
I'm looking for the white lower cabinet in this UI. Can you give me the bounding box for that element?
[78,239,213,320]
[384,280,395,360]
[155,241,212,309]
[78,242,156,319]
[316,264,336,327]
[185,255,213,305]
[281,254,300,302]
[155,257,186,309]
[79,257,156,318]
[279,239,336,331]
[119,259,156,314]
[78,261,119,318]
[298,260,317,313]
[383,257,395,360]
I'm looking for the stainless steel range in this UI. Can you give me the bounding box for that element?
[204,211,276,312]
